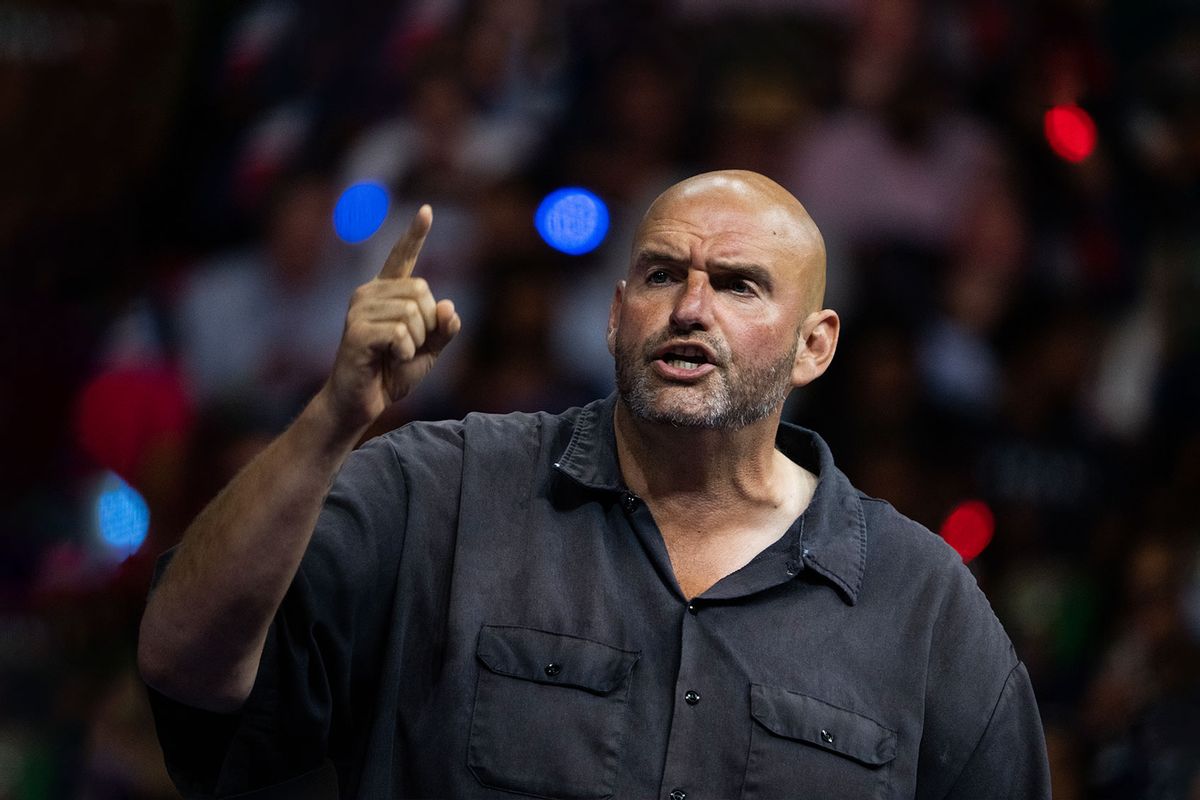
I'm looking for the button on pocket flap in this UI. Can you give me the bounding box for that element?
[476,625,639,694]
[750,684,897,766]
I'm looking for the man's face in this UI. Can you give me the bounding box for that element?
[610,180,817,429]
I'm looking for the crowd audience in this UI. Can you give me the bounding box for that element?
[1,0,1198,797]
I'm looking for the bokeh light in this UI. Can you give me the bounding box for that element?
[74,365,192,483]
[1044,104,1097,163]
[535,187,610,255]
[94,472,150,556]
[334,181,390,243]
[939,499,995,564]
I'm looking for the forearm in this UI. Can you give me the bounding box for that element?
[139,205,458,714]
[137,388,367,713]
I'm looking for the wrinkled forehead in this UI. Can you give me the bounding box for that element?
[633,172,828,306]
[637,197,797,246]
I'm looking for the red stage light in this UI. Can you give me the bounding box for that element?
[1044,104,1097,163]
[939,500,995,564]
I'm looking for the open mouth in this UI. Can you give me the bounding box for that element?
[654,343,714,372]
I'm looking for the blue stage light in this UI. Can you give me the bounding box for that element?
[95,473,150,554]
[333,182,390,243]
[535,188,610,255]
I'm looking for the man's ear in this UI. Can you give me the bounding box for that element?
[791,309,839,388]
[607,280,626,356]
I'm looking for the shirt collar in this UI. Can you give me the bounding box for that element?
[553,394,867,604]
[774,422,867,605]
[552,394,625,493]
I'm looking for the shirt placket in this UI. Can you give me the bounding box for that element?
[618,494,702,800]
[656,594,707,800]
[620,490,804,800]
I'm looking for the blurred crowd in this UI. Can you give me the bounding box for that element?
[2,0,1199,797]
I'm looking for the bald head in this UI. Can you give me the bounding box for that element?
[636,170,827,311]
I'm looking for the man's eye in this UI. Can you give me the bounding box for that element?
[647,270,671,284]
[728,278,752,294]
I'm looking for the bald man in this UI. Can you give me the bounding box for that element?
[140,171,1050,799]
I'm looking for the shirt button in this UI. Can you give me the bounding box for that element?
[686,602,697,615]
[622,493,637,512]
[544,663,562,677]
[669,790,687,800]
[820,729,835,745]
[684,690,701,705]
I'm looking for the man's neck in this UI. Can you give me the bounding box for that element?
[613,397,818,599]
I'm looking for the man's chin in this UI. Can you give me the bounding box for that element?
[620,391,726,429]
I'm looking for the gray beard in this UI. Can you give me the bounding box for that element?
[614,333,797,430]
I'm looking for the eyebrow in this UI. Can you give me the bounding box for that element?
[633,249,775,293]
[633,248,688,269]
[710,259,774,292]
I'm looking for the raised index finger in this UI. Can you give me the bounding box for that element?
[378,204,432,279]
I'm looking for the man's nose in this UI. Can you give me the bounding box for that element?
[669,272,714,331]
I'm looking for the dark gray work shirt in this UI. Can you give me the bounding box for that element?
[149,394,1051,799]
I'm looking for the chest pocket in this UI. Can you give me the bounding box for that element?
[468,625,639,799]
[742,683,898,800]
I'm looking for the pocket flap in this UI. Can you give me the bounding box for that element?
[750,684,897,766]
[476,625,639,694]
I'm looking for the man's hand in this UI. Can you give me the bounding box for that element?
[139,205,461,712]
[321,205,462,432]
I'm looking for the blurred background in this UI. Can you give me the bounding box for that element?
[2,0,1199,797]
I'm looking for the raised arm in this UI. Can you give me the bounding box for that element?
[137,205,460,713]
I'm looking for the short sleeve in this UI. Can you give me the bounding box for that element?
[941,662,1052,800]
[146,436,409,798]
[915,557,1051,800]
